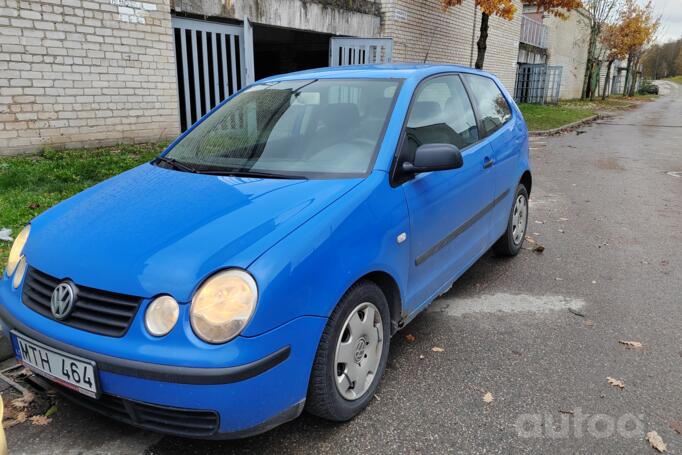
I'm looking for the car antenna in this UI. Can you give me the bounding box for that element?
[423,33,435,63]
[424,9,446,64]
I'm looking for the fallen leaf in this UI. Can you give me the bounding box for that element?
[404,334,416,343]
[669,421,682,435]
[483,392,494,403]
[431,347,445,352]
[45,405,58,418]
[28,202,40,209]
[29,415,51,426]
[532,245,545,253]
[619,340,643,349]
[4,411,27,428]
[645,430,667,453]
[11,391,35,410]
[524,236,537,244]
[607,377,625,389]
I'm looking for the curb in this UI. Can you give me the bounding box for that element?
[529,114,601,137]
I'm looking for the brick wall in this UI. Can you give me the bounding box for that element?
[0,0,179,155]
[379,0,522,91]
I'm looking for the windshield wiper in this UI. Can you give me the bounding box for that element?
[154,156,199,173]
[195,168,308,180]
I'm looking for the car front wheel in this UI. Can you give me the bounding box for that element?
[306,281,390,421]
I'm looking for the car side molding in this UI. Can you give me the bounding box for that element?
[415,189,510,266]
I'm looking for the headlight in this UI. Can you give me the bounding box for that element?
[190,269,257,344]
[7,225,30,277]
[12,256,27,289]
[145,295,179,337]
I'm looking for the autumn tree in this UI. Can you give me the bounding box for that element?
[441,0,581,70]
[616,0,659,96]
[581,0,622,99]
[641,38,682,79]
[441,0,516,70]
[599,22,628,98]
[524,0,583,18]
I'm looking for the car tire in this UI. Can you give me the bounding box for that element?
[493,184,529,257]
[306,281,391,422]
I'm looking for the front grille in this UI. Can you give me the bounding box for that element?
[54,384,220,438]
[22,267,142,337]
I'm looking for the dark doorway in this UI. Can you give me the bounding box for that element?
[253,24,332,80]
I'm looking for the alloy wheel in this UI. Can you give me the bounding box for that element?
[511,194,528,245]
[334,302,384,401]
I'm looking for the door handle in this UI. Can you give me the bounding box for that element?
[483,157,494,169]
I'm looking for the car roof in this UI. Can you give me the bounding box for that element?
[258,63,491,84]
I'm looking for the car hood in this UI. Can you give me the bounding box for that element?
[25,163,361,301]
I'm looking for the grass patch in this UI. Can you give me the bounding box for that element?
[518,103,596,131]
[0,143,166,266]
[665,76,682,84]
[518,96,645,131]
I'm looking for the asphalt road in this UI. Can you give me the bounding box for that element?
[5,82,682,454]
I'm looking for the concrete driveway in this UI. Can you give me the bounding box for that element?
[4,82,682,454]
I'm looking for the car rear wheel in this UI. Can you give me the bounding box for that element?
[493,184,529,256]
[306,281,390,421]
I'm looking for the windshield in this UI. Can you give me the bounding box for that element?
[163,79,400,178]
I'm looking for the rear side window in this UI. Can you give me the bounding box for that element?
[404,75,479,159]
[462,74,512,136]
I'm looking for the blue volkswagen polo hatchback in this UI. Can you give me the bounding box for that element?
[0,64,530,438]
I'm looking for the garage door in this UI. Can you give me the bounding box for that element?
[171,17,255,131]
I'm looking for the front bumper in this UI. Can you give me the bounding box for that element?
[0,280,326,438]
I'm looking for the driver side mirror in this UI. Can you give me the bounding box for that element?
[402,143,463,174]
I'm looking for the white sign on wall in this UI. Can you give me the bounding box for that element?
[110,0,157,24]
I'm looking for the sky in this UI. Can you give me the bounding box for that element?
[648,0,682,43]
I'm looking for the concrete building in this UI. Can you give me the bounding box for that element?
[514,4,591,103]
[544,8,590,99]
[1,0,523,155]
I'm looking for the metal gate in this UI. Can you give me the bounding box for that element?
[329,38,393,66]
[514,64,562,104]
[171,17,255,131]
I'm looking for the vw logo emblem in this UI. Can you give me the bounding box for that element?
[51,282,75,320]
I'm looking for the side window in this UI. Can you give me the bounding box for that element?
[404,75,479,159]
[462,74,512,136]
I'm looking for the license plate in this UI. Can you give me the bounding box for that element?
[12,331,100,398]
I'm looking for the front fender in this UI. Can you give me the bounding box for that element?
[243,171,410,337]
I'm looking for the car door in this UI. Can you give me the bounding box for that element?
[461,74,520,242]
[396,74,496,312]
